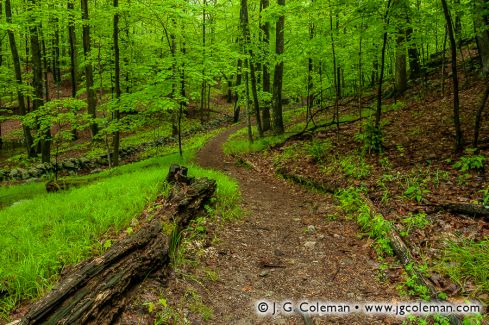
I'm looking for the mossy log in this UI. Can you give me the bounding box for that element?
[21,165,216,325]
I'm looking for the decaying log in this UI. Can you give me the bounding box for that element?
[21,165,216,325]
[275,167,337,194]
[361,195,462,325]
[428,203,489,222]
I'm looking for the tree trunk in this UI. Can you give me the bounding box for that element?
[406,26,421,79]
[240,0,262,137]
[441,0,464,151]
[473,0,489,75]
[260,0,271,132]
[81,0,98,137]
[394,0,408,95]
[271,0,285,135]
[112,0,121,167]
[473,82,489,147]
[29,0,50,163]
[68,0,78,140]
[200,0,207,124]
[233,59,242,123]
[5,0,36,157]
[20,167,216,325]
[375,0,392,129]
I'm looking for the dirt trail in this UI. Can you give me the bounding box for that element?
[192,127,399,324]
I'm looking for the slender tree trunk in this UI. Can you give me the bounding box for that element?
[0,0,3,150]
[233,59,242,123]
[441,0,464,151]
[68,0,78,139]
[394,0,408,94]
[375,0,392,129]
[473,82,489,147]
[81,0,98,137]
[306,11,314,126]
[441,25,448,96]
[5,0,35,157]
[271,0,285,135]
[200,0,206,124]
[329,2,340,131]
[260,0,271,131]
[41,29,49,102]
[112,0,121,166]
[473,0,489,75]
[406,25,421,79]
[29,0,50,162]
[240,0,262,137]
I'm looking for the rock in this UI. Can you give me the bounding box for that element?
[10,169,22,179]
[28,168,41,177]
[259,271,269,277]
[63,160,76,169]
[304,241,317,249]
[21,170,31,180]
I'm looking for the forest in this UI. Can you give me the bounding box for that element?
[0,0,488,323]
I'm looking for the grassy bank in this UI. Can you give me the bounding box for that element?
[0,128,240,319]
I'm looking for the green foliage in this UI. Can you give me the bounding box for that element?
[0,137,240,316]
[401,212,430,236]
[453,150,486,172]
[336,188,393,255]
[355,121,383,154]
[403,175,431,203]
[339,155,371,179]
[304,139,332,163]
[437,239,489,296]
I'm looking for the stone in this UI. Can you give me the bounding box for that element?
[63,160,76,169]
[9,169,21,179]
[304,241,317,249]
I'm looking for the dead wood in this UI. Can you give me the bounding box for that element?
[275,167,337,194]
[427,203,489,222]
[361,195,462,325]
[21,165,216,325]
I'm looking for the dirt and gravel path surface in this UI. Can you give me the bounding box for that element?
[188,127,401,324]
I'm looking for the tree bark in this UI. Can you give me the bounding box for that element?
[29,0,50,162]
[473,82,489,147]
[20,166,216,325]
[260,0,271,132]
[233,59,242,123]
[68,0,78,140]
[5,0,36,157]
[394,0,408,95]
[112,0,121,167]
[240,0,263,137]
[271,0,285,135]
[81,0,98,137]
[375,0,392,129]
[473,0,489,75]
[441,0,464,151]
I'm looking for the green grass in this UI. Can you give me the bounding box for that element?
[0,183,46,209]
[0,127,240,319]
[438,239,489,297]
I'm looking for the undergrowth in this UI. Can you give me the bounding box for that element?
[0,128,240,319]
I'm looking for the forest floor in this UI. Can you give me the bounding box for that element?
[138,126,401,325]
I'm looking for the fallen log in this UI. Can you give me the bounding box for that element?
[275,167,337,194]
[20,165,216,325]
[361,195,462,325]
[427,203,489,222]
